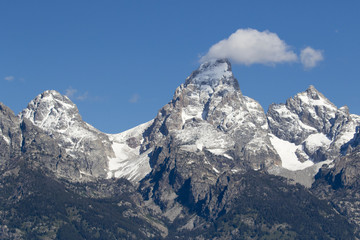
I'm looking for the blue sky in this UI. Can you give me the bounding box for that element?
[1,1,360,133]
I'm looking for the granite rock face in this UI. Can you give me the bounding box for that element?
[0,101,80,180]
[312,145,360,233]
[0,103,22,165]
[266,85,360,186]
[19,90,115,180]
[139,59,282,220]
[265,85,360,234]
[267,85,360,153]
[143,59,280,169]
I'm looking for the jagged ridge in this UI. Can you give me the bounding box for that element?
[1,58,360,238]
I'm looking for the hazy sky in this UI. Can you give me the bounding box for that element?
[1,1,359,133]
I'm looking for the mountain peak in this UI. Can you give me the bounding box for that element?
[25,90,76,111]
[19,90,81,131]
[38,90,74,105]
[305,85,321,100]
[185,59,240,91]
[290,85,335,109]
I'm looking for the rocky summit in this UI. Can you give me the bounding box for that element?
[1,59,360,239]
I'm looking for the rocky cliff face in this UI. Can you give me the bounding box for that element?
[143,59,280,170]
[266,85,360,187]
[0,100,81,181]
[138,59,283,220]
[19,90,114,180]
[311,145,360,234]
[18,90,154,183]
[268,85,359,151]
[0,103,22,165]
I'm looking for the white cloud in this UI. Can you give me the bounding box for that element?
[201,28,298,65]
[64,87,96,101]
[300,47,324,69]
[77,92,89,101]
[129,93,140,103]
[4,76,14,81]
[64,88,99,102]
[65,87,77,98]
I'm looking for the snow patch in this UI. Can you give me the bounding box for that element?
[181,107,203,124]
[0,128,10,145]
[207,148,233,159]
[106,120,153,182]
[298,92,334,108]
[334,121,359,147]
[179,145,198,152]
[2,135,10,145]
[79,170,92,177]
[269,134,314,171]
[273,105,316,131]
[190,61,233,89]
[110,120,153,141]
[303,133,331,152]
[175,122,234,151]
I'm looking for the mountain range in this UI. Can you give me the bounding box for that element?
[1,59,360,239]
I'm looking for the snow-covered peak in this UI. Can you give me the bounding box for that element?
[20,90,81,132]
[142,59,280,173]
[267,85,360,187]
[268,85,348,143]
[280,86,339,136]
[185,59,239,92]
[293,85,336,110]
[28,90,74,107]
[20,90,115,179]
